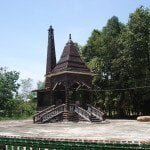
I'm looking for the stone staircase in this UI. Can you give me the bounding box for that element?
[33,104,105,123]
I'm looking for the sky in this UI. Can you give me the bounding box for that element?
[0,0,149,87]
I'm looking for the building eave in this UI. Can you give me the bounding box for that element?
[46,70,96,77]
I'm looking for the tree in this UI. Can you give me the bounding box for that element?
[81,29,102,62]
[81,7,150,117]
[0,68,36,118]
[37,81,45,90]
[126,6,150,115]
[0,67,20,112]
[128,6,150,79]
[19,78,34,101]
[81,16,125,116]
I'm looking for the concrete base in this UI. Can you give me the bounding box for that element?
[0,119,150,143]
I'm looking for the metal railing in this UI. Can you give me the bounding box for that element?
[0,137,149,150]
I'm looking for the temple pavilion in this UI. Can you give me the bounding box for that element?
[33,26,104,123]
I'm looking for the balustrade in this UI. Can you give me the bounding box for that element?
[33,105,55,123]
[73,105,91,121]
[87,104,104,121]
[33,104,104,123]
[41,104,65,123]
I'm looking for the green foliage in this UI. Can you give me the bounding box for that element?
[37,80,45,90]
[0,67,20,110]
[82,30,102,62]
[19,78,34,100]
[81,6,150,118]
[128,6,150,78]
[0,67,36,119]
[0,97,36,119]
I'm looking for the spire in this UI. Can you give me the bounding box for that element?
[46,25,56,75]
[69,34,71,40]
[67,33,73,44]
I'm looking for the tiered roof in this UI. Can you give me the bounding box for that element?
[49,34,92,76]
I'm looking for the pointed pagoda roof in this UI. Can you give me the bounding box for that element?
[49,34,93,76]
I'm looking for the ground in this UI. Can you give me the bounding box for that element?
[0,119,149,143]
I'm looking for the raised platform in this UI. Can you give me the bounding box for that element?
[0,119,150,144]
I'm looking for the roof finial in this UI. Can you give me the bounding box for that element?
[48,25,53,31]
[67,33,73,44]
[69,34,71,40]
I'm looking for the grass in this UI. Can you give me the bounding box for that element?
[0,115,33,121]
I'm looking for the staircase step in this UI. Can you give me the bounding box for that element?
[68,112,79,122]
[78,116,88,122]
[90,115,102,123]
[49,113,63,123]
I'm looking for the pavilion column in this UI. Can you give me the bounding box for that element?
[65,86,69,111]
[89,88,93,106]
[63,85,70,121]
[50,91,53,106]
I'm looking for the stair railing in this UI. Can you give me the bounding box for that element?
[33,105,55,123]
[70,104,91,121]
[41,104,66,123]
[69,104,75,112]
[87,104,104,121]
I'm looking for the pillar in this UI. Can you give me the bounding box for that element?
[63,86,70,121]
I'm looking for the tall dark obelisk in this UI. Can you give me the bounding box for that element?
[45,26,56,87]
